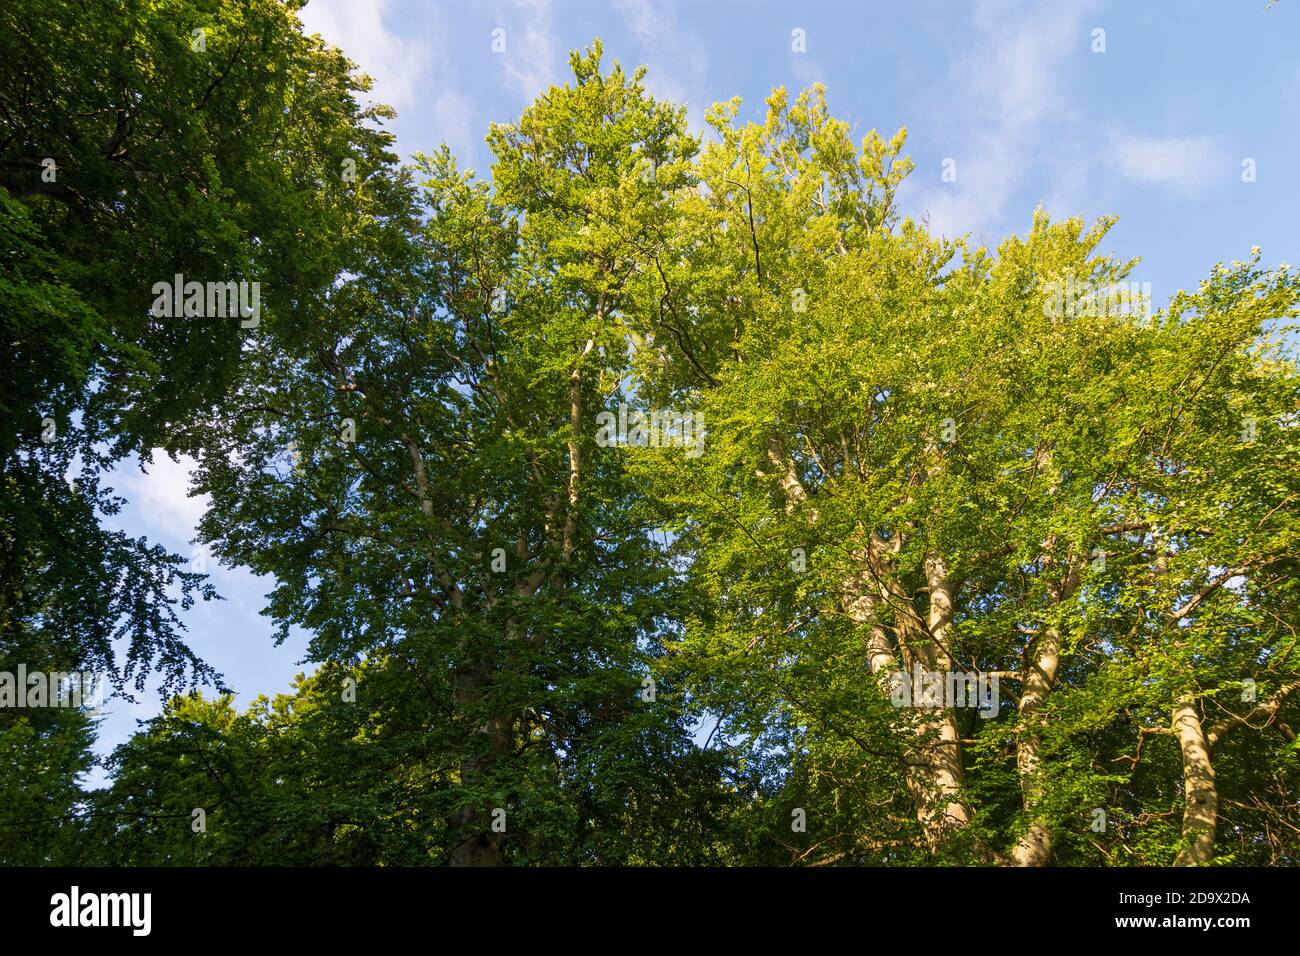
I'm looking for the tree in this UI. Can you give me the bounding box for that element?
[625,85,1300,865]
[1,0,416,863]
[185,43,736,865]
[1,0,404,703]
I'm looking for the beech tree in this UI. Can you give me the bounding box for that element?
[0,0,406,695]
[184,44,735,865]
[174,53,1297,866]
[0,0,415,862]
[629,86,1300,865]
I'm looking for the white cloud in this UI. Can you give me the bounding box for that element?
[114,452,208,543]
[910,0,1098,238]
[614,0,654,41]
[1113,134,1226,192]
[613,0,712,138]
[784,24,830,94]
[297,0,431,111]
[493,0,562,103]
[296,1,487,164]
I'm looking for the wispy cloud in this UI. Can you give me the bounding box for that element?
[114,452,208,544]
[785,24,830,92]
[297,0,491,165]
[1112,134,1227,192]
[431,90,477,158]
[910,0,1098,239]
[613,0,711,136]
[491,0,562,104]
[297,0,431,112]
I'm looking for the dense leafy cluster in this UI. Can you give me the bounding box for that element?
[2,6,1296,866]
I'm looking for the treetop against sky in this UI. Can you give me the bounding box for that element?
[1,0,1297,867]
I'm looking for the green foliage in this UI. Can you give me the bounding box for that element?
[1,0,401,699]
[0,708,95,865]
[2,20,1296,866]
[626,96,1300,862]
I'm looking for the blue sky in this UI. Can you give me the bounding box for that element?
[88,0,1300,780]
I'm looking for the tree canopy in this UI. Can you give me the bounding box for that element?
[2,15,1297,867]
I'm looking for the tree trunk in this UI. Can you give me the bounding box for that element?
[448,664,512,866]
[912,554,976,851]
[906,709,976,852]
[1010,625,1060,866]
[845,551,978,854]
[1010,542,1082,867]
[1172,693,1218,866]
[843,567,973,850]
